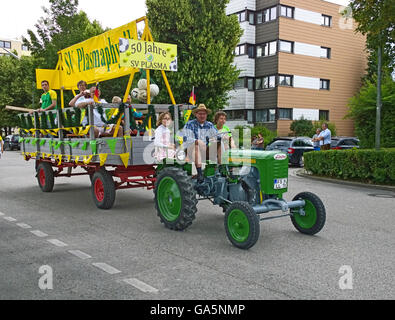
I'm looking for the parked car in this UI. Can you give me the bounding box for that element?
[3,134,20,151]
[266,137,314,167]
[330,137,360,150]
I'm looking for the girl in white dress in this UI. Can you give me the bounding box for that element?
[154,112,176,161]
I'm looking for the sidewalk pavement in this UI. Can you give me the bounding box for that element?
[296,169,395,193]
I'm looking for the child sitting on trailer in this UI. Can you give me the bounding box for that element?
[154,112,176,162]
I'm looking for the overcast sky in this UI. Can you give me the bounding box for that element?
[0,0,350,40]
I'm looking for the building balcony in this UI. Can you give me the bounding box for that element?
[233,55,255,77]
[226,88,255,110]
[226,0,256,15]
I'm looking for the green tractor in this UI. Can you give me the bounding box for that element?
[154,149,326,250]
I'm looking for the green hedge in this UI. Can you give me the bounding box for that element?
[304,148,395,185]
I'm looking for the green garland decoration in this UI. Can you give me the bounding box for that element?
[48,112,56,129]
[27,114,34,130]
[72,107,81,127]
[97,103,125,125]
[40,112,48,130]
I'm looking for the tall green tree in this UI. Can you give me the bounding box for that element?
[23,0,104,69]
[146,0,242,112]
[347,0,395,149]
[0,55,39,135]
[347,76,395,148]
[348,0,395,79]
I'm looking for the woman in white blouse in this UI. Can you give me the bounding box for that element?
[154,112,176,161]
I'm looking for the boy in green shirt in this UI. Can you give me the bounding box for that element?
[30,80,57,114]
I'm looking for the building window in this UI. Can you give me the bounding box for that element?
[320,47,331,58]
[322,14,332,27]
[320,79,330,90]
[257,6,277,24]
[247,44,255,58]
[256,109,276,122]
[279,40,294,53]
[236,10,246,22]
[279,74,293,86]
[247,78,254,91]
[228,110,246,120]
[234,78,245,89]
[257,12,263,24]
[280,5,294,18]
[257,40,277,57]
[319,110,329,120]
[235,44,246,56]
[22,45,28,51]
[278,108,293,120]
[256,75,276,90]
[0,40,11,49]
[247,110,253,122]
[248,11,255,24]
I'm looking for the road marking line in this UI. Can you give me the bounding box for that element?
[122,278,159,294]
[68,250,92,260]
[3,216,17,222]
[47,239,68,247]
[16,223,32,229]
[30,230,48,237]
[0,212,4,216]
[92,263,121,275]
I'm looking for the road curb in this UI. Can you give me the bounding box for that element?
[295,169,395,192]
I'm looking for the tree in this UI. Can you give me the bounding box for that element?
[23,0,104,69]
[146,0,242,111]
[0,55,40,135]
[347,76,395,148]
[347,0,395,149]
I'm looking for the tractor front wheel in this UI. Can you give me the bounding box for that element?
[224,202,260,250]
[155,167,197,231]
[91,169,116,209]
[290,192,326,235]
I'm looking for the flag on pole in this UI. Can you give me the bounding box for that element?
[93,82,100,103]
[189,86,196,105]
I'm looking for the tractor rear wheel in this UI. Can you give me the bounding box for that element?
[155,167,197,231]
[224,202,260,250]
[91,169,116,209]
[36,162,54,192]
[290,192,326,235]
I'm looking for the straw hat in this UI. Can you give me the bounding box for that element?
[192,104,212,115]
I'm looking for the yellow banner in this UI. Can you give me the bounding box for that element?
[119,39,177,72]
[56,20,139,89]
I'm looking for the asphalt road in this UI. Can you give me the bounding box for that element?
[0,151,394,300]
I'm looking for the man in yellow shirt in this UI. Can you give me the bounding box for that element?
[29,80,57,114]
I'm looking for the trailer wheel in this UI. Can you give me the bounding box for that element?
[224,202,260,250]
[155,167,197,231]
[290,192,326,235]
[91,169,116,209]
[36,162,54,192]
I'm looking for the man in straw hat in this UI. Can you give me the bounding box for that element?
[183,104,221,183]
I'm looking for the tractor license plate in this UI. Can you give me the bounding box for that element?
[274,178,288,189]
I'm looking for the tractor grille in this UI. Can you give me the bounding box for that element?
[272,160,288,178]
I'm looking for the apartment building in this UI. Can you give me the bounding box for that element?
[225,0,366,136]
[0,38,30,57]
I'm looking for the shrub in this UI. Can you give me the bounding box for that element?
[347,76,395,148]
[290,117,313,136]
[304,148,395,185]
[232,125,277,148]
